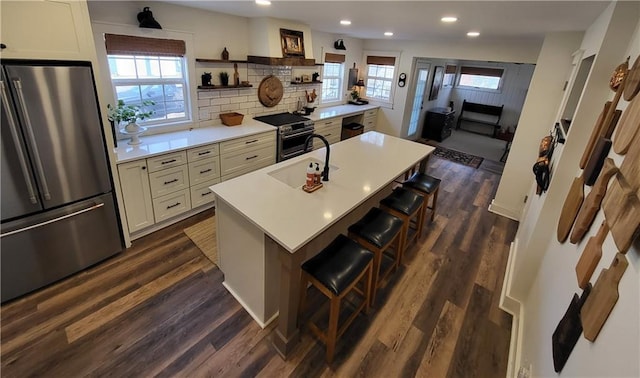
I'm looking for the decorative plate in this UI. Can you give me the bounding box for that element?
[258,75,284,107]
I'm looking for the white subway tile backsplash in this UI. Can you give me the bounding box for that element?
[199,110,211,120]
[197,99,211,107]
[229,96,247,104]
[211,97,231,105]
[198,91,220,99]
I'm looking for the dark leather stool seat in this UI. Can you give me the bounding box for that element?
[348,207,403,306]
[380,187,425,257]
[403,172,441,222]
[298,234,374,364]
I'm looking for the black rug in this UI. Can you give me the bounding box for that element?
[429,144,484,168]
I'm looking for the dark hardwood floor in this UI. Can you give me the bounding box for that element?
[1,156,518,377]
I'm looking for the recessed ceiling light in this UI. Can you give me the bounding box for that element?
[340,20,351,25]
[384,32,394,36]
[255,0,271,5]
[467,31,480,37]
[441,16,458,23]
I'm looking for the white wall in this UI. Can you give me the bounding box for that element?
[505,2,640,376]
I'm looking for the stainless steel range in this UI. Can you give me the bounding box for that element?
[254,112,314,162]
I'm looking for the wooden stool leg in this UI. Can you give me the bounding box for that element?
[417,202,425,237]
[326,295,341,364]
[370,249,382,307]
[431,188,439,222]
[364,263,373,314]
[298,272,309,326]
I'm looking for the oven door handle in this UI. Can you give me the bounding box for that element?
[281,128,314,140]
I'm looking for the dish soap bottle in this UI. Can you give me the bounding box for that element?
[306,163,314,188]
[314,163,321,185]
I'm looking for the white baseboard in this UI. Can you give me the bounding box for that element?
[488,199,521,221]
[222,281,278,329]
[500,238,524,378]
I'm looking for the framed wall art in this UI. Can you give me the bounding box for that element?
[429,66,444,101]
[280,28,305,57]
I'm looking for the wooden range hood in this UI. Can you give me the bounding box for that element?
[247,55,319,66]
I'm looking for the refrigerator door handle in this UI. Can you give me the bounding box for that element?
[12,79,51,200]
[1,80,38,204]
[0,202,105,238]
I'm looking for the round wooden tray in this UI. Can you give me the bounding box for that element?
[258,75,284,107]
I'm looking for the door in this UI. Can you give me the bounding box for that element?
[407,61,431,138]
[4,63,112,209]
[1,70,43,221]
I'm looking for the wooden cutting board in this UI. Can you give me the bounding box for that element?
[552,284,592,373]
[581,253,628,342]
[557,176,584,243]
[618,111,640,189]
[575,222,609,289]
[613,94,640,154]
[579,102,611,169]
[257,75,283,108]
[624,54,640,101]
[570,158,618,244]
[582,138,612,187]
[602,175,640,253]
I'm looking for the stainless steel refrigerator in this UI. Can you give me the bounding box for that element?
[1,60,124,303]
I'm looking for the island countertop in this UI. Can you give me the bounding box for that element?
[210,131,434,253]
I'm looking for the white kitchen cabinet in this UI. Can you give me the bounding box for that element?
[0,0,96,61]
[148,165,190,198]
[313,117,342,148]
[363,108,378,134]
[191,178,220,208]
[220,131,276,181]
[117,160,155,233]
[152,189,191,223]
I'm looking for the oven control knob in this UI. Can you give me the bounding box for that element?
[280,126,291,133]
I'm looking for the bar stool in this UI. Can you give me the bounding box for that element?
[298,234,374,364]
[403,172,441,222]
[380,187,426,258]
[348,207,404,306]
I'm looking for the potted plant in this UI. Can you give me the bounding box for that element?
[107,99,155,132]
[220,72,229,86]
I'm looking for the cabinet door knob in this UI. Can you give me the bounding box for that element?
[142,166,147,170]
[0,44,6,50]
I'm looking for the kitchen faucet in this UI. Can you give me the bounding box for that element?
[304,134,330,181]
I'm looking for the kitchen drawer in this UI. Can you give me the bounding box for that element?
[188,156,220,185]
[221,157,274,182]
[315,117,342,131]
[220,144,276,178]
[153,189,191,223]
[190,178,220,208]
[149,165,189,198]
[314,125,341,148]
[363,118,376,133]
[364,109,378,119]
[146,151,187,173]
[187,143,220,162]
[220,131,276,156]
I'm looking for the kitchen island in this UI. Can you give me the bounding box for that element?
[209,131,434,358]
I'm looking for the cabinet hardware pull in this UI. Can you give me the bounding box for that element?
[245,155,258,160]
[199,169,212,174]
[1,203,104,238]
[245,139,258,144]
[167,202,181,209]
[141,166,147,170]
[161,159,177,165]
[201,191,212,196]
[326,133,331,136]
[325,121,332,125]
[164,178,179,185]
[197,151,211,156]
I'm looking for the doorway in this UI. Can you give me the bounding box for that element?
[406,60,431,139]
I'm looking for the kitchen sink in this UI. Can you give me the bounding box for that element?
[268,157,339,188]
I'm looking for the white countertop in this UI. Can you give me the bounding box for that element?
[210,131,434,253]
[114,104,379,164]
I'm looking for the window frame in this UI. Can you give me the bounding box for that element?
[456,65,505,92]
[320,61,344,105]
[362,51,400,107]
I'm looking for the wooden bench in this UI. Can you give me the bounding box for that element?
[456,100,504,138]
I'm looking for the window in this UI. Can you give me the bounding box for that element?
[457,66,504,90]
[443,64,457,87]
[321,53,345,103]
[364,55,396,102]
[105,34,189,127]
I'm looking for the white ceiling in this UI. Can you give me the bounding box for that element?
[161,0,612,42]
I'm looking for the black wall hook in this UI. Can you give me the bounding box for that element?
[334,39,346,50]
[137,7,162,29]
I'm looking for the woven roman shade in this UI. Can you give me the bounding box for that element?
[445,64,457,74]
[105,34,186,57]
[366,55,396,66]
[325,53,345,63]
[460,66,503,77]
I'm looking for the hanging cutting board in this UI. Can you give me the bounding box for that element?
[582,138,613,187]
[579,102,611,169]
[570,158,618,244]
[257,75,284,108]
[575,222,609,289]
[580,253,628,342]
[557,177,585,243]
[623,54,640,101]
[618,112,640,190]
[602,175,640,253]
[613,94,640,154]
[552,285,592,372]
